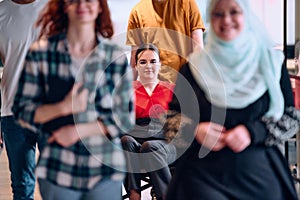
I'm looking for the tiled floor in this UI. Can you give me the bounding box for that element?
[0,147,152,200]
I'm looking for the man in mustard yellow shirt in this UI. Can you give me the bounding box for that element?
[127,0,205,83]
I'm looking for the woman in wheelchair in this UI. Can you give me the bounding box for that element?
[121,44,176,200]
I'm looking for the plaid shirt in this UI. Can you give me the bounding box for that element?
[12,33,135,191]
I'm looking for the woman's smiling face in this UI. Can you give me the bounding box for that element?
[136,50,161,83]
[211,0,245,41]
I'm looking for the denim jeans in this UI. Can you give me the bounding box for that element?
[2,116,38,200]
[38,178,123,200]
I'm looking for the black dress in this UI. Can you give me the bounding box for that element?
[166,63,298,200]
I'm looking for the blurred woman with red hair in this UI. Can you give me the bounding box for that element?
[12,0,135,199]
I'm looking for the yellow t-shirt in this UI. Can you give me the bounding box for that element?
[127,0,205,82]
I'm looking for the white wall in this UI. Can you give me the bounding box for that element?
[250,0,283,45]
[196,0,208,26]
[108,0,294,47]
[287,0,296,45]
[108,0,140,51]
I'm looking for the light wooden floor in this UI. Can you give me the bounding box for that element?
[0,147,42,200]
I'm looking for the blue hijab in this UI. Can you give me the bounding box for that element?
[189,0,284,120]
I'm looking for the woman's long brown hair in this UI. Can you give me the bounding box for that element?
[36,0,113,39]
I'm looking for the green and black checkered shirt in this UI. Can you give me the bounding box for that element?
[12,33,135,191]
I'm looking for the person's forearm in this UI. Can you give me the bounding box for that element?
[34,101,69,124]
[34,83,88,124]
[75,121,108,139]
[192,29,204,51]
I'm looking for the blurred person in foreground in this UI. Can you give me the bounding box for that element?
[165,0,298,199]
[12,0,135,199]
[0,0,47,199]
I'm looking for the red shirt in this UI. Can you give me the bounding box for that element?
[134,81,175,119]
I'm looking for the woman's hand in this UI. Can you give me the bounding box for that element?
[34,82,88,124]
[194,122,226,151]
[48,125,80,147]
[62,82,88,115]
[224,125,251,153]
[47,121,108,147]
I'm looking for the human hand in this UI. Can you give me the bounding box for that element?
[224,125,251,153]
[62,83,88,115]
[48,125,80,147]
[194,122,226,151]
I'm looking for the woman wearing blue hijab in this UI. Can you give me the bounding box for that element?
[165,0,298,199]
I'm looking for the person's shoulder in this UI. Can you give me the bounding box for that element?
[29,38,48,52]
[99,38,127,60]
[0,0,10,11]
[179,62,191,73]
[133,80,142,89]
[99,36,124,52]
[181,0,200,13]
[30,34,64,52]
[97,37,128,65]
[0,0,11,6]
[159,81,175,87]
[159,81,175,91]
[38,0,48,5]
[0,2,4,13]
[25,38,49,62]
[130,0,149,13]
[174,62,194,81]
[183,0,197,5]
[35,0,48,9]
